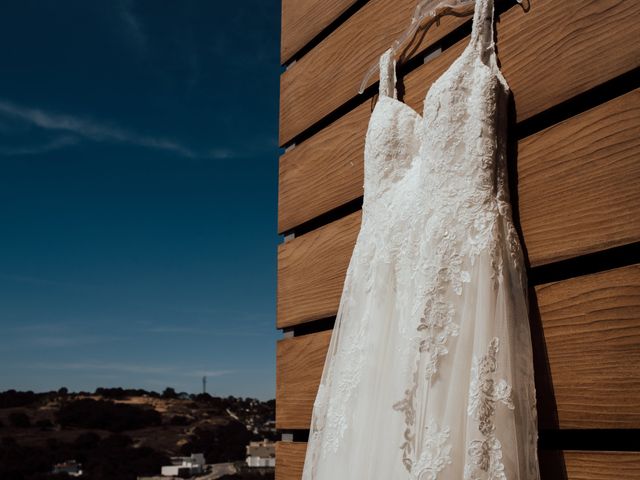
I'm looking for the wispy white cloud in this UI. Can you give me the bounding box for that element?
[207,134,278,160]
[143,326,204,334]
[28,361,235,378]
[189,369,236,378]
[30,334,124,348]
[0,135,79,156]
[130,304,274,322]
[142,325,271,337]
[4,320,124,348]
[118,0,147,53]
[0,272,98,289]
[0,99,277,160]
[142,378,192,390]
[208,147,236,159]
[0,99,197,158]
[10,322,74,333]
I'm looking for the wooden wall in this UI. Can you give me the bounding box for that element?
[276,0,640,478]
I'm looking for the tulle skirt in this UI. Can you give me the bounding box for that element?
[301,211,541,479]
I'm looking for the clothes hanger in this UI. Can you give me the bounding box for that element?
[357,0,523,95]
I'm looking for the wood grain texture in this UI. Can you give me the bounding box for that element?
[518,89,640,265]
[275,444,640,480]
[277,213,361,328]
[277,91,640,327]
[535,265,640,429]
[281,0,362,64]
[279,0,640,146]
[276,330,333,430]
[275,441,307,480]
[278,102,369,234]
[562,451,640,480]
[277,210,360,329]
[276,265,640,430]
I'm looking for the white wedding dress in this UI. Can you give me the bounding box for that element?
[301,0,541,478]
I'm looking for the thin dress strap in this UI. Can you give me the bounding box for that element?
[379,47,397,99]
[469,0,496,63]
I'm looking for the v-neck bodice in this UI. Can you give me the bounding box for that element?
[363,0,510,218]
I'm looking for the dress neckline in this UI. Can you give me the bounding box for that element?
[376,41,476,121]
[373,0,507,121]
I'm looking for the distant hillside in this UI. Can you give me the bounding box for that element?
[0,388,276,480]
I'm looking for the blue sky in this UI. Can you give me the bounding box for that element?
[0,1,282,400]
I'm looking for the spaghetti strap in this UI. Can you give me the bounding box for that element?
[379,48,397,99]
[470,0,497,63]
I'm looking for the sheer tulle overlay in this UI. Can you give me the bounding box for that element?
[301,0,541,478]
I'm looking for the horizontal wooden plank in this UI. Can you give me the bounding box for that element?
[276,265,640,430]
[518,88,640,265]
[275,444,640,480]
[278,101,368,234]
[275,441,307,480]
[561,451,640,480]
[276,329,332,430]
[279,0,640,146]
[278,103,372,234]
[534,265,640,429]
[281,0,362,65]
[277,90,640,326]
[277,213,361,328]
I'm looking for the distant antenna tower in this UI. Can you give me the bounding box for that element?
[202,375,207,394]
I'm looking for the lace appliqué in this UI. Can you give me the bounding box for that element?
[412,419,453,480]
[319,322,367,459]
[464,337,515,480]
[419,297,460,378]
[304,264,368,469]
[392,253,461,473]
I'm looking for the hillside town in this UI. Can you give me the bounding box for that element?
[137,440,275,479]
[0,388,276,479]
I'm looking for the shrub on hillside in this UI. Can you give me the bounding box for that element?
[180,419,251,463]
[8,411,31,428]
[168,415,191,426]
[161,387,177,399]
[56,399,161,432]
[94,387,156,399]
[0,390,39,408]
[35,419,53,431]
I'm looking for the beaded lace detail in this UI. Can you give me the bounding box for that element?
[464,337,515,480]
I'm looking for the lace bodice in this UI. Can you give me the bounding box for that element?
[364,0,509,200]
[362,0,524,283]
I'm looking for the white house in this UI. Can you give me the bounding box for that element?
[52,460,83,477]
[245,439,275,467]
[161,453,205,477]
